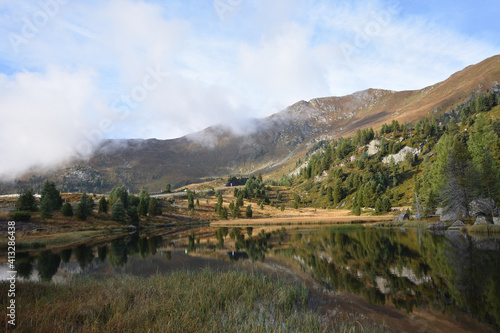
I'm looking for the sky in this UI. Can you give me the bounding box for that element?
[0,0,500,178]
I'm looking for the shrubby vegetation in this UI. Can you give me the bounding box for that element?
[288,91,500,218]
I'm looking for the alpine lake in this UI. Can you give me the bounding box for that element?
[1,223,499,332]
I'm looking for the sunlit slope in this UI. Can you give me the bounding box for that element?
[5,55,500,193]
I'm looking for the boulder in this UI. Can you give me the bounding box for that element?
[366,140,381,156]
[473,216,490,225]
[493,217,500,226]
[440,210,460,222]
[448,220,466,231]
[470,198,495,217]
[394,213,409,222]
[426,222,447,230]
[382,146,421,164]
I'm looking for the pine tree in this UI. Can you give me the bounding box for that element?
[447,117,459,134]
[333,185,342,205]
[109,186,128,209]
[381,197,391,213]
[441,133,475,219]
[232,204,241,218]
[98,196,108,213]
[16,189,37,212]
[236,193,244,207]
[111,199,126,222]
[127,206,139,225]
[352,202,361,216]
[468,115,500,214]
[40,181,63,218]
[245,205,253,218]
[148,198,162,216]
[327,186,333,202]
[61,203,73,217]
[187,191,195,210]
[75,193,93,221]
[375,198,382,214]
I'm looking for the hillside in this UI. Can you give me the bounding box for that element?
[3,55,500,194]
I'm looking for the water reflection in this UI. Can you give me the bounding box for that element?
[37,251,61,281]
[2,227,499,330]
[98,245,108,262]
[74,244,94,270]
[15,253,34,279]
[274,228,500,330]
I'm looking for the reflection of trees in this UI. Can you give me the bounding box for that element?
[137,236,162,258]
[98,245,108,262]
[59,249,72,263]
[278,228,500,328]
[138,237,150,258]
[148,236,161,255]
[423,233,500,329]
[233,229,270,262]
[73,244,94,270]
[37,251,61,281]
[109,238,128,267]
[16,253,34,279]
[126,233,140,256]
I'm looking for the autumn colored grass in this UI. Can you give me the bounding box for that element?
[467,224,500,234]
[0,269,385,332]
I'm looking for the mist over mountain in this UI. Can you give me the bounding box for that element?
[2,55,500,194]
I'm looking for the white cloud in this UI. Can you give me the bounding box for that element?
[0,67,106,178]
[0,0,499,178]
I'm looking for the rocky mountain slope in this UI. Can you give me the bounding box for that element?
[4,55,500,194]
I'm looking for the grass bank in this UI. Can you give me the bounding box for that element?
[0,269,384,332]
[467,224,500,234]
[0,228,127,252]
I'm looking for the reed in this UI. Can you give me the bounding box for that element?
[0,269,385,332]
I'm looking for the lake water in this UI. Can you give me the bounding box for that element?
[1,226,499,330]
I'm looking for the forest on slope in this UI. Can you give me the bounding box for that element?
[286,91,500,221]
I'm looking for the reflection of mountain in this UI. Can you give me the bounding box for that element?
[275,228,500,330]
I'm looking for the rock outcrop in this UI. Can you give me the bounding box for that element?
[448,220,465,231]
[394,213,409,222]
[366,140,381,156]
[382,146,420,164]
[426,222,447,230]
[493,217,500,226]
[474,216,490,225]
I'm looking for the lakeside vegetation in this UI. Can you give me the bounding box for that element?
[0,269,384,333]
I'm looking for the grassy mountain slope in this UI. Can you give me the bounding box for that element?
[3,55,500,194]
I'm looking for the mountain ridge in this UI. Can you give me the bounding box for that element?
[3,55,500,194]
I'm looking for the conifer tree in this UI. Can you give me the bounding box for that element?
[441,133,475,218]
[16,189,37,212]
[98,196,108,213]
[245,205,253,218]
[40,181,63,218]
[111,199,126,222]
[61,203,73,217]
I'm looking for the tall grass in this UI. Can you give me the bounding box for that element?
[467,224,500,234]
[0,269,383,332]
[0,229,125,250]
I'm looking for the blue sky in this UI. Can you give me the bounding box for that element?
[0,0,499,177]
